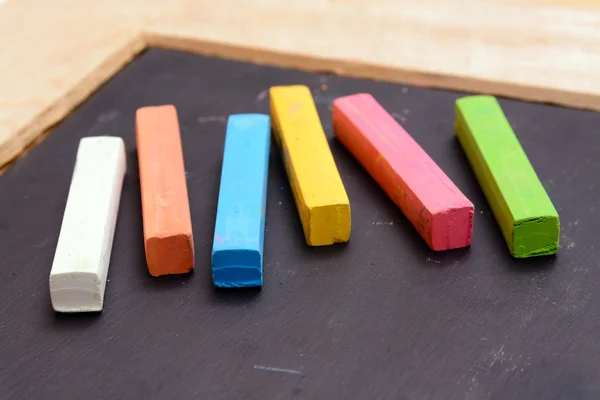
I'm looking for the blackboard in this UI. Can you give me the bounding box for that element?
[0,49,598,400]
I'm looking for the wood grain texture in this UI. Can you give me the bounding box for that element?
[1,49,599,399]
[1,0,600,169]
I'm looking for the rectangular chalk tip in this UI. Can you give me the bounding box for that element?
[80,135,125,146]
[227,113,270,126]
[50,272,104,313]
[212,250,263,288]
[332,93,374,108]
[512,216,560,258]
[225,113,271,136]
[307,203,351,246]
[136,104,176,117]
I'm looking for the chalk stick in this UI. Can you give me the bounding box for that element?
[270,85,351,246]
[212,114,271,288]
[136,105,195,276]
[455,95,559,257]
[333,93,474,251]
[49,137,126,312]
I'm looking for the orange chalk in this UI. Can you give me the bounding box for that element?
[136,105,195,276]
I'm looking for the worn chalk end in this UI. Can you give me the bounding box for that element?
[455,95,498,109]
[136,104,177,119]
[228,113,269,127]
[146,233,195,277]
[49,272,104,313]
[512,215,560,258]
[430,204,474,251]
[212,249,263,288]
[269,84,311,97]
[305,203,351,246]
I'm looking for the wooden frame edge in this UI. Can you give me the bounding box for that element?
[2,26,598,173]
[0,33,146,172]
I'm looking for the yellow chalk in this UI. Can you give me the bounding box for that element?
[270,85,351,246]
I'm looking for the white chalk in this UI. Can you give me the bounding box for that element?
[49,137,126,312]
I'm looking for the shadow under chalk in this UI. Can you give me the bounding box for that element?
[49,307,102,331]
[503,254,558,274]
[210,285,262,305]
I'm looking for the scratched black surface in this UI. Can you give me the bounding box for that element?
[0,48,599,400]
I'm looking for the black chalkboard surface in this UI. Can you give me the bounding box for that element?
[0,49,598,400]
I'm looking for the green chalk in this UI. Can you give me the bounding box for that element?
[455,95,559,258]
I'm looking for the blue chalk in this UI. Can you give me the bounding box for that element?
[212,114,271,288]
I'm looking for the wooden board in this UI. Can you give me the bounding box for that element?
[1,48,599,399]
[1,0,600,169]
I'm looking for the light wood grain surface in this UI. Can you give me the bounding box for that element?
[1,0,598,169]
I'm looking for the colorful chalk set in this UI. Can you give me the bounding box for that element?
[48,86,560,312]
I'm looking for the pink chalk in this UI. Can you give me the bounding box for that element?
[333,93,474,251]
